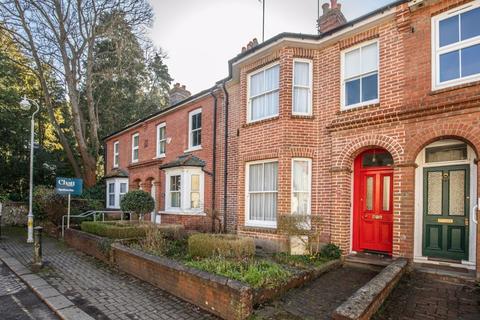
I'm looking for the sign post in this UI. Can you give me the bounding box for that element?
[55,177,83,230]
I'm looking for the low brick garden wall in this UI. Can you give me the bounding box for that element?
[64,229,112,264]
[64,228,342,320]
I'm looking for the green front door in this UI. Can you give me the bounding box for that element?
[423,165,469,261]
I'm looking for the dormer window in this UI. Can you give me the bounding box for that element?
[247,63,280,123]
[432,2,480,89]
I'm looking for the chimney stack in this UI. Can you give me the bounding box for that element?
[317,0,347,34]
[169,83,191,105]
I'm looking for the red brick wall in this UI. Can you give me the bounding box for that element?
[227,0,480,275]
[105,92,225,231]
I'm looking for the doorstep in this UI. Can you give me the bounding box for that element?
[414,262,477,285]
[345,252,394,270]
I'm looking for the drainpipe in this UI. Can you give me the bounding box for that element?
[221,82,229,233]
[210,89,218,232]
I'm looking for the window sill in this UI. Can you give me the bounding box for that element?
[243,116,279,128]
[291,114,314,120]
[184,146,202,153]
[430,79,480,96]
[337,102,380,114]
[153,154,166,159]
[245,221,277,229]
[160,210,206,216]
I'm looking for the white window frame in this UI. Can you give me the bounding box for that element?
[245,159,278,229]
[187,108,202,151]
[432,1,480,90]
[291,158,312,216]
[113,141,119,168]
[131,133,139,163]
[105,178,129,209]
[247,62,280,123]
[164,167,204,214]
[156,123,166,158]
[292,59,313,116]
[340,39,380,110]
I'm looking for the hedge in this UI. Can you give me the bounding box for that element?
[188,234,255,259]
[80,221,146,239]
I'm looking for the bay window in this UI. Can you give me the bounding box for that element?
[248,64,280,122]
[105,178,129,209]
[157,123,166,157]
[131,133,139,163]
[292,159,311,216]
[341,40,379,109]
[433,2,480,89]
[165,167,204,213]
[293,59,313,115]
[246,160,278,228]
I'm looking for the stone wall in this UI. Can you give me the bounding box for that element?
[0,202,27,226]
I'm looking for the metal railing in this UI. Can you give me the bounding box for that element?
[61,210,131,238]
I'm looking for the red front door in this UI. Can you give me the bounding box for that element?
[353,150,393,254]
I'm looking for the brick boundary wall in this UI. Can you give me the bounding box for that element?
[111,243,253,320]
[64,229,112,264]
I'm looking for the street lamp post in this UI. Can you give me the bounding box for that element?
[20,96,40,244]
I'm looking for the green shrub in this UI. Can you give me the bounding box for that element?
[33,186,66,224]
[156,224,185,240]
[120,190,155,221]
[81,221,146,239]
[185,257,291,288]
[188,234,255,259]
[320,243,342,259]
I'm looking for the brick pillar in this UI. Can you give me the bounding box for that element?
[392,163,416,259]
[330,167,352,254]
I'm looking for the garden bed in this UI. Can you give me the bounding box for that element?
[66,224,341,320]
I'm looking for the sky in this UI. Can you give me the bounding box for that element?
[148,0,397,93]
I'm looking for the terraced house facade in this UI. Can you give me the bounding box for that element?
[104,0,480,278]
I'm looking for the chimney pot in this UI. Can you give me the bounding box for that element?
[169,83,191,106]
[318,1,347,34]
[322,3,329,13]
[331,0,338,9]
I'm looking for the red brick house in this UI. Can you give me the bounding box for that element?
[104,0,480,278]
[222,0,480,278]
[103,84,225,231]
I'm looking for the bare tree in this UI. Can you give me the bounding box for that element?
[0,0,153,187]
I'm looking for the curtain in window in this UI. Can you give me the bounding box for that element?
[293,62,310,113]
[292,160,309,215]
[249,65,279,121]
[249,162,278,222]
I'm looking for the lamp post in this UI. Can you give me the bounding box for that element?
[20,96,40,244]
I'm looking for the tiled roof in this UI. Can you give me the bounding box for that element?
[104,168,129,178]
[160,154,206,169]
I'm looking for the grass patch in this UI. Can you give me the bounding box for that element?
[273,253,331,269]
[185,257,291,289]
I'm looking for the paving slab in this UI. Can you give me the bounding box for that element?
[0,227,216,320]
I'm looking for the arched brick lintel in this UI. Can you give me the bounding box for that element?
[405,124,480,163]
[335,134,404,169]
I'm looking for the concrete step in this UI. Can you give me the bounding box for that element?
[414,263,477,285]
[345,253,393,270]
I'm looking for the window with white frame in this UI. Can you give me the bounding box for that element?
[248,64,280,122]
[246,160,278,228]
[113,141,119,168]
[108,182,115,207]
[106,178,129,209]
[341,40,379,109]
[292,159,311,215]
[165,167,204,213]
[293,60,312,115]
[131,133,139,163]
[188,109,202,149]
[433,2,480,89]
[156,123,166,157]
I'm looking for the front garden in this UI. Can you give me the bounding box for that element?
[72,220,342,319]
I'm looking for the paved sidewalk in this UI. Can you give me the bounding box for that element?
[253,265,379,319]
[1,260,59,320]
[0,228,216,320]
[374,272,480,320]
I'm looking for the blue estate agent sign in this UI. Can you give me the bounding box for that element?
[55,177,83,196]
